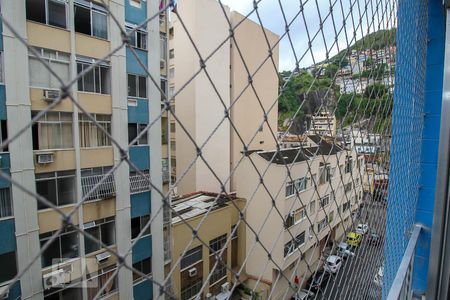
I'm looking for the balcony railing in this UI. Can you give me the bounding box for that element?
[81,173,116,201]
[164,238,171,262]
[387,225,422,300]
[130,171,151,194]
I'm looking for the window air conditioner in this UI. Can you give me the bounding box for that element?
[221,282,230,293]
[96,252,111,263]
[36,153,54,164]
[188,267,197,277]
[160,58,166,69]
[43,269,65,290]
[43,89,61,102]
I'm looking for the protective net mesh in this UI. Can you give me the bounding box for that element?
[0,0,409,299]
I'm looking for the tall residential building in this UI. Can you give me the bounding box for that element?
[308,111,337,136]
[0,1,164,299]
[170,0,279,195]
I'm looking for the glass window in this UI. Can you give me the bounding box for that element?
[84,218,115,254]
[209,234,227,254]
[128,123,148,145]
[0,252,17,283]
[74,1,108,39]
[26,0,67,29]
[0,188,12,218]
[79,114,112,147]
[126,26,147,50]
[132,258,152,282]
[40,229,79,267]
[32,111,73,150]
[29,48,70,89]
[180,246,202,269]
[131,215,150,239]
[128,74,147,98]
[77,61,110,94]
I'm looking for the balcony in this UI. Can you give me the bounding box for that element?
[81,173,115,201]
[130,171,151,194]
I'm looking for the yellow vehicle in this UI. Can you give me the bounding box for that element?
[346,232,363,247]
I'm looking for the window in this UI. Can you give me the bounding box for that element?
[160,34,167,61]
[36,171,76,210]
[343,201,350,212]
[169,86,175,98]
[317,218,328,232]
[130,0,141,8]
[320,195,330,207]
[319,163,331,184]
[77,59,110,94]
[210,234,227,253]
[79,114,111,147]
[161,77,168,101]
[128,123,148,145]
[169,67,175,79]
[285,207,306,228]
[328,211,334,223]
[180,246,202,269]
[26,0,67,29]
[86,266,117,299]
[0,251,17,283]
[40,227,79,267]
[127,74,147,98]
[345,156,353,173]
[32,112,73,150]
[285,177,307,197]
[284,231,305,257]
[344,182,353,193]
[74,0,107,39]
[84,217,115,254]
[29,48,70,89]
[169,49,174,59]
[132,258,152,283]
[0,188,12,218]
[309,200,316,214]
[131,215,150,239]
[181,279,202,300]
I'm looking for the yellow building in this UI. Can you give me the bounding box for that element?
[170,192,246,299]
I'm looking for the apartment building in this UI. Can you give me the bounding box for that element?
[0,1,164,299]
[234,135,365,299]
[308,111,337,136]
[170,192,246,300]
[171,0,279,195]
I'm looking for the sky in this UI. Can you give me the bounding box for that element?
[219,0,396,71]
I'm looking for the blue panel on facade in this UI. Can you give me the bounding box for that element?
[132,234,152,263]
[131,191,151,218]
[0,85,7,120]
[128,99,149,124]
[126,48,149,76]
[129,145,150,171]
[133,279,153,300]
[0,153,11,189]
[0,218,16,255]
[125,0,147,25]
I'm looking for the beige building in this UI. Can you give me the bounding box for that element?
[234,135,365,299]
[170,192,246,299]
[171,0,279,195]
[308,111,337,136]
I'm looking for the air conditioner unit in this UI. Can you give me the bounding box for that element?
[188,267,197,277]
[36,152,54,164]
[96,252,111,263]
[160,59,166,69]
[221,282,229,293]
[43,269,65,290]
[43,89,61,102]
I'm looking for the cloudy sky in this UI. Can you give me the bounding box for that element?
[218,0,396,71]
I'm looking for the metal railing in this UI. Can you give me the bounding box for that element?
[129,171,151,194]
[81,173,116,201]
[387,225,422,300]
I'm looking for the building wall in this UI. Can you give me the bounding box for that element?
[173,0,231,195]
[229,12,279,191]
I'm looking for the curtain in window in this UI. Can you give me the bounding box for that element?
[92,11,107,39]
[29,56,51,88]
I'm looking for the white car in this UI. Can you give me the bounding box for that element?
[337,242,355,258]
[356,223,369,235]
[291,289,315,300]
[324,255,343,273]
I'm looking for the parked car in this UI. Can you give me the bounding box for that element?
[368,230,381,245]
[346,232,363,247]
[356,223,369,235]
[324,255,343,273]
[337,242,355,258]
[306,270,331,293]
[291,289,315,300]
[373,265,384,287]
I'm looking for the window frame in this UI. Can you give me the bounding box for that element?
[285,176,308,198]
[125,24,147,50]
[26,0,68,29]
[77,58,110,94]
[284,231,306,257]
[317,218,328,232]
[127,73,147,98]
[39,227,79,268]
[29,47,70,89]
[74,0,108,39]
[128,123,148,145]
[36,170,76,210]
[180,246,202,270]
[32,111,74,150]
[0,187,13,219]
[83,217,116,254]
[78,113,112,148]
[131,214,151,240]
[320,194,330,208]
